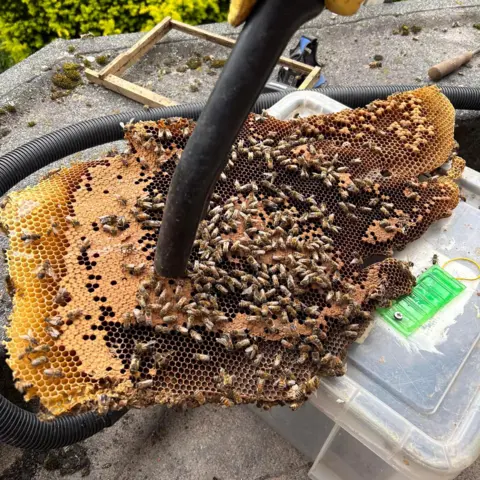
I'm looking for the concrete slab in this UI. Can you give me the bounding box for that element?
[1,1,480,479]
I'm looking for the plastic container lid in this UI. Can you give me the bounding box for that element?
[268,91,480,478]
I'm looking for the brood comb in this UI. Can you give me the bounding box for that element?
[0,86,464,416]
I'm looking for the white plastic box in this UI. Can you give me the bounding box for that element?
[252,91,480,480]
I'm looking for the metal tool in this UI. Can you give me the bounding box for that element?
[428,48,480,81]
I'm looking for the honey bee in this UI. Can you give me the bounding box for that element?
[122,312,134,329]
[305,376,320,393]
[44,368,64,378]
[97,394,110,414]
[379,206,390,217]
[189,330,203,343]
[99,215,118,225]
[0,195,10,210]
[120,243,135,255]
[162,315,178,324]
[15,381,33,393]
[272,352,283,369]
[32,345,50,355]
[194,353,210,362]
[78,238,91,253]
[123,263,145,276]
[215,284,228,295]
[252,353,264,366]
[31,356,48,367]
[137,379,153,390]
[54,287,69,306]
[45,315,64,327]
[102,224,117,235]
[218,368,235,388]
[245,344,258,360]
[19,329,39,346]
[154,325,170,334]
[216,334,233,350]
[45,326,61,339]
[274,375,287,390]
[359,206,372,213]
[292,349,307,365]
[20,231,41,243]
[281,339,295,350]
[134,211,151,222]
[132,308,145,325]
[144,220,162,228]
[135,341,156,356]
[234,339,251,350]
[155,351,172,368]
[305,305,319,316]
[256,377,265,395]
[65,216,80,227]
[117,216,128,229]
[194,390,206,405]
[286,384,304,401]
[41,167,61,181]
[220,396,234,408]
[66,309,83,321]
[34,260,57,280]
[175,325,189,335]
[129,354,141,374]
[45,218,60,236]
[406,191,420,201]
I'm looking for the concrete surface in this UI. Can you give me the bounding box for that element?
[1,0,480,479]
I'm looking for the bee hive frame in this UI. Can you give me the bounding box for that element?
[84,17,321,107]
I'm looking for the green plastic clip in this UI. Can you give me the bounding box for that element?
[378,265,466,336]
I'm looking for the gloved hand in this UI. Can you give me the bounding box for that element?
[228,0,364,27]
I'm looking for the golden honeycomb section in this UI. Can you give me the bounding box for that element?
[0,86,463,416]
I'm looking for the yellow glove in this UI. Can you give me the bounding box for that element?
[228,0,363,27]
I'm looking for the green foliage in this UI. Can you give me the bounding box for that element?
[0,49,14,73]
[0,0,229,64]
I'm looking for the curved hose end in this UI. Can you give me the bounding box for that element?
[155,0,324,279]
[0,392,129,451]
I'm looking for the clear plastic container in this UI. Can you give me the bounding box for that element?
[253,91,480,480]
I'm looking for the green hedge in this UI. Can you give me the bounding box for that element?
[0,0,229,64]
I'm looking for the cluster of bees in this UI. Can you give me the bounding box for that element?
[2,87,461,413]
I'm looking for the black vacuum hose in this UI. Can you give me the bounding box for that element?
[0,394,126,450]
[1,83,480,449]
[155,0,324,277]
[0,346,126,450]
[2,85,480,197]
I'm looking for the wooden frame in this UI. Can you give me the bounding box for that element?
[85,17,320,107]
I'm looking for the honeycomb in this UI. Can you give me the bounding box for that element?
[0,86,464,416]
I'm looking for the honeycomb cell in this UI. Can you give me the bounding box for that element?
[0,86,463,416]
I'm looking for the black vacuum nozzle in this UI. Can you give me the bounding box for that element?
[155,0,325,277]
